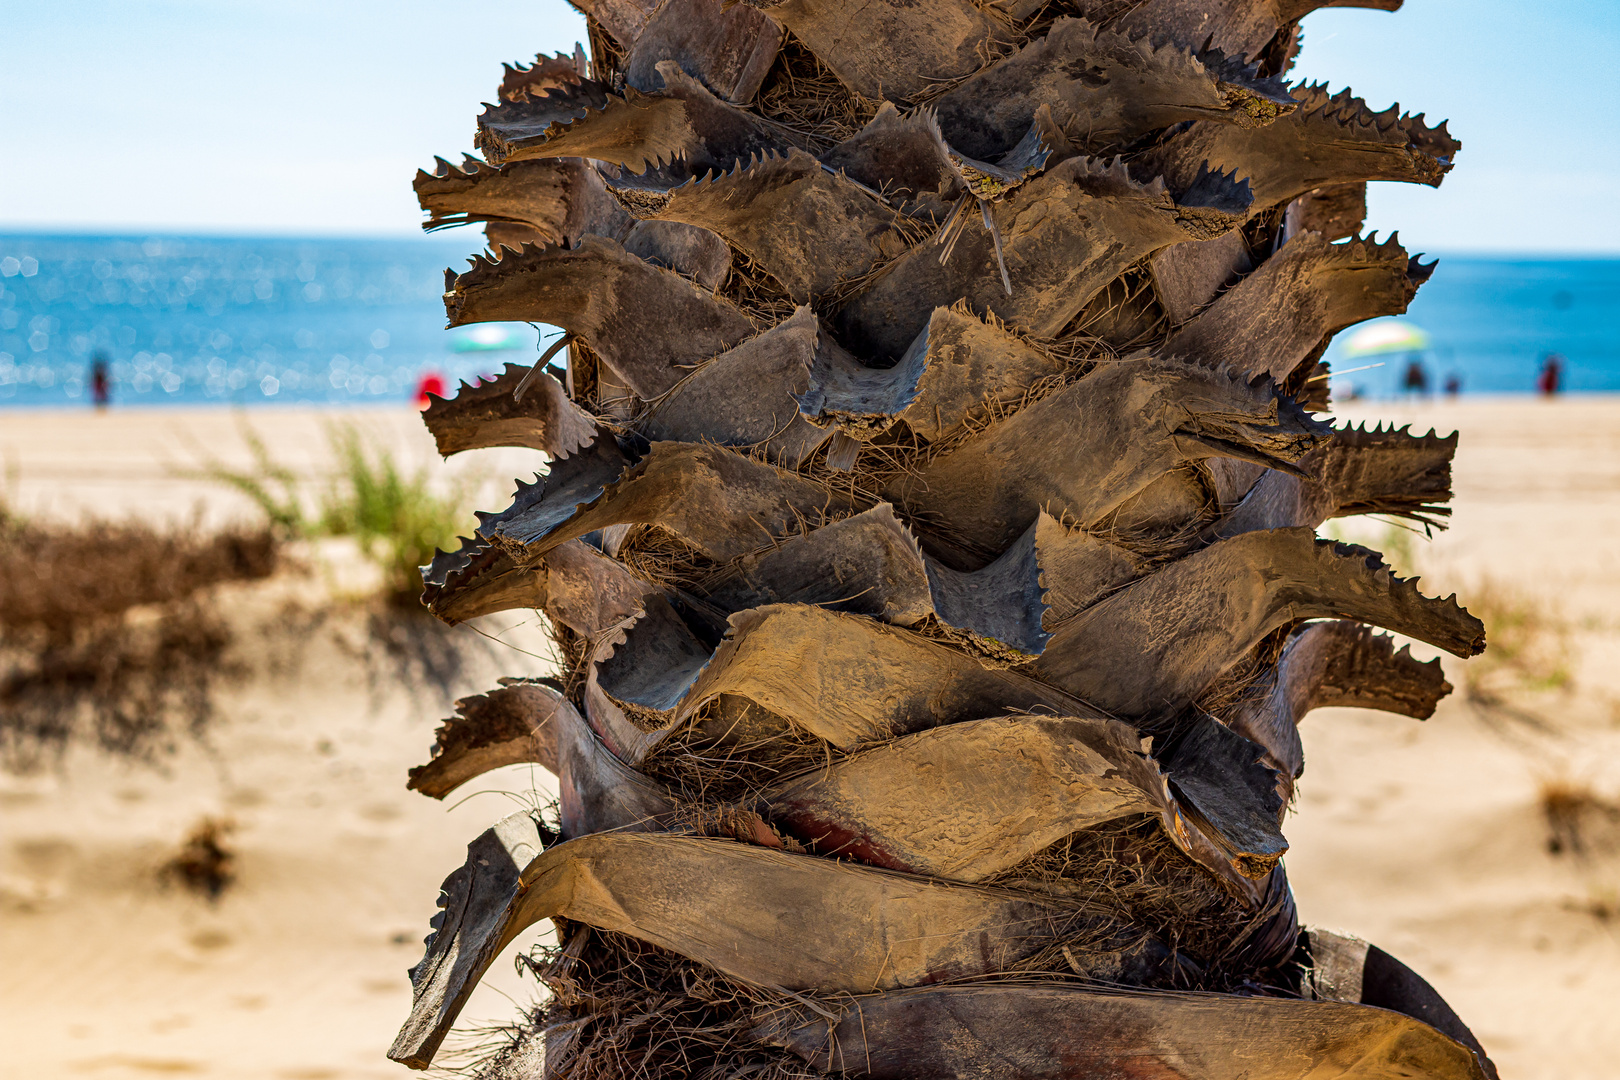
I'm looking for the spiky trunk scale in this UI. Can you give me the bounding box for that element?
[391,2,1495,1077]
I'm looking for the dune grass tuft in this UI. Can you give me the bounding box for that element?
[1459,581,1573,730]
[315,425,468,606]
[194,419,468,606]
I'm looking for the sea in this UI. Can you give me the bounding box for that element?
[0,233,520,409]
[1,232,1617,408]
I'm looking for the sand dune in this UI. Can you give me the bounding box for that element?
[2,399,1619,1079]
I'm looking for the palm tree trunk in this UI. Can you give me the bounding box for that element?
[389,2,1495,1076]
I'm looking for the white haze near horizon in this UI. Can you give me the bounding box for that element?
[3,0,1617,255]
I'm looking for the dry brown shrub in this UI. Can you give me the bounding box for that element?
[0,517,276,636]
[1460,581,1573,728]
[1540,776,1620,859]
[1540,776,1620,925]
[0,514,277,768]
[160,816,238,901]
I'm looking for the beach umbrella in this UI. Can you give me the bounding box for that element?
[448,324,524,353]
[1342,319,1431,357]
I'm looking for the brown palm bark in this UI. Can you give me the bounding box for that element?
[390,2,1494,1077]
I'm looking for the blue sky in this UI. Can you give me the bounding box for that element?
[1290,0,1620,255]
[3,0,1618,253]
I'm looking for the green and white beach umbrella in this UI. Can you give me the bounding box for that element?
[1342,319,1432,357]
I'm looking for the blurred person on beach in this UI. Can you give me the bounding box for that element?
[1537,353,1563,396]
[1443,372,1463,398]
[1401,356,1429,397]
[89,353,110,410]
[414,370,445,409]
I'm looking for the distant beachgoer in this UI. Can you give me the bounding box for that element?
[1442,373,1462,398]
[90,354,111,409]
[1401,357,1429,396]
[415,371,446,409]
[1536,353,1563,396]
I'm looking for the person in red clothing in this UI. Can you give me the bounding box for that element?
[1536,353,1563,396]
[414,370,445,408]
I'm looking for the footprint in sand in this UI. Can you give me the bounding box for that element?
[2,836,75,910]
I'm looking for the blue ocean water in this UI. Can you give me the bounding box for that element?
[0,233,546,408]
[1324,255,1620,398]
[1,233,1617,407]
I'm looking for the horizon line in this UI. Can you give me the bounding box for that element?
[3,225,1620,261]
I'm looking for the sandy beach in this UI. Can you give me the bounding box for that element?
[3,398,1619,1079]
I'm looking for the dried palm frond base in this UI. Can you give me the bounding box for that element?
[639,701,837,807]
[753,35,880,153]
[718,246,803,333]
[478,926,821,1080]
[985,816,1293,993]
[476,817,1298,1080]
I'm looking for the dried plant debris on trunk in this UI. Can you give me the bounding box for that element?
[387,0,1500,1076]
[0,516,276,770]
[982,815,1294,985]
[479,927,820,1080]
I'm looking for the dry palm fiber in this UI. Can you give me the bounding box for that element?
[391,1,1496,1077]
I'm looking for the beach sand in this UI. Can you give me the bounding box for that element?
[3,399,1619,1079]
